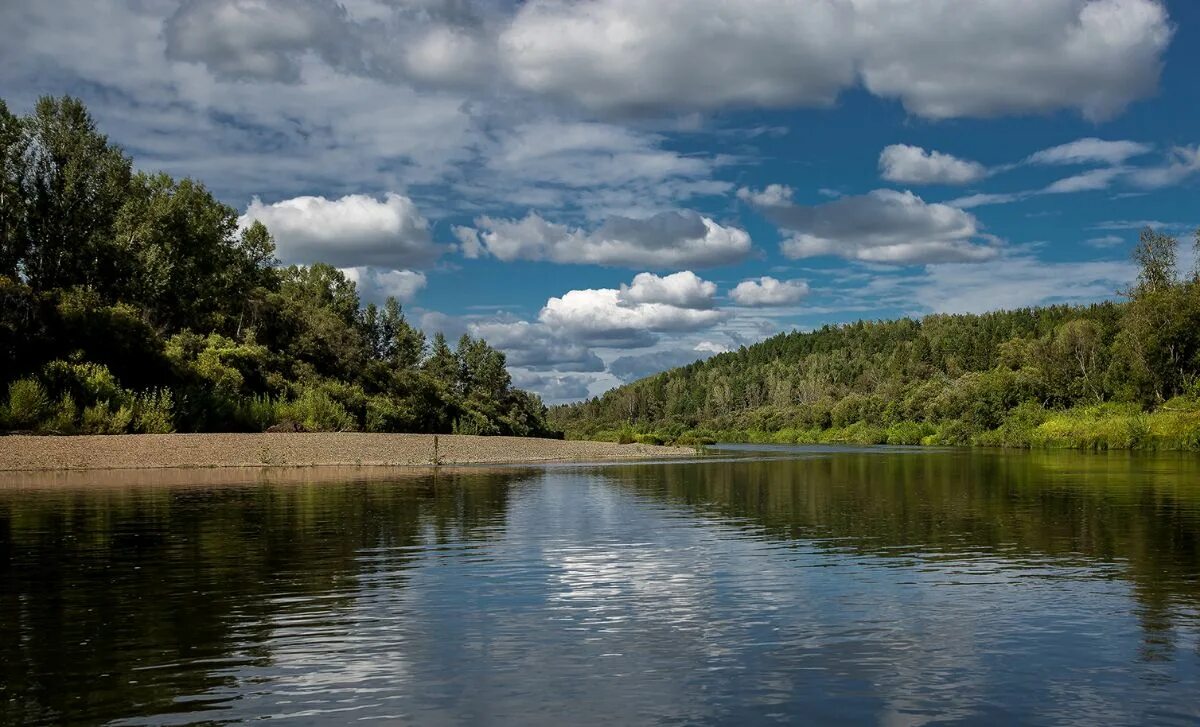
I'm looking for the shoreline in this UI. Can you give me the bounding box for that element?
[0,433,694,473]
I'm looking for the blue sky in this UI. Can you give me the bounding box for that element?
[2,0,1198,402]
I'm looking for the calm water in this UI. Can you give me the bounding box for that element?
[2,448,1200,725]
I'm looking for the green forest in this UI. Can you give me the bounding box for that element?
[551,229,1200,451]
[0,96,555,437]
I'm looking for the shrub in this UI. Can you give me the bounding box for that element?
[6,378,49,429]
[885,421,933,446]
[40,359,123,408]
[81,402,134,434]
[276,387,356,432]
[134,389,175,434]
[43,393,79,434]
[366,395,419,433]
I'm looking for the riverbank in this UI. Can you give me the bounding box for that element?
[572,402,1200,452]
[0,433,694,472]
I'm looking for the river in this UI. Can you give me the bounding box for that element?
[2,446,1198,724]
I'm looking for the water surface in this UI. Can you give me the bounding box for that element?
[2,448,1199,725]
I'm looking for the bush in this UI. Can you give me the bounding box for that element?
[276,387,356,432]
[40,359,123,408]
[5,378,49,429]
[81,401,134,434]
[43,393,79,434]
[366,395,420,433]
[885,421,933,446]
[134,389,175,433]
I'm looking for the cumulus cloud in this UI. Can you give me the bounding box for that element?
[744,187,996,264]
[539,276,727,347]
[239,193,442,269]
[737,184,795,207]
[340,266,427,303]
[499,0,1171,120]
[509,370,595,402]
[608,348,718,383]
[468,320,606,372]
[730,277,811,307]
[499,0,855,114]
[165,0,360,82]
[460,211,753,269]
[878,144,987,185]
[1027,138,1154,166]
[618,272,716,309]
[860,0,1171,121]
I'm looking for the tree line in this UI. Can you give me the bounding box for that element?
[551,229,1200,450]
[0,96,556,437]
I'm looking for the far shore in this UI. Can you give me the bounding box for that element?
[0,433,694,473]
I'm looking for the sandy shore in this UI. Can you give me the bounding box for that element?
[0,433,693,472]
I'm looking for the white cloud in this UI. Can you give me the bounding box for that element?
[1043,167,1127,194]
[509,370,595,402]
[856,0,1172,121]
[499,0,855,114]
[466,120,731,219]
[1085,235,1125,248]
[165,0,359,83]
[730,277,811,307]
[1126,145,1200,189]
[463,211,753,269]
[1027,138,1154,166]
[468,320,606,372]
[744,187,997,264]
[879,144,987,185]
[694,341,730,354]
[737,184,795,206]
[608,348,717,383]
[539,278,727,347]
[618,272,716,310]
[340,266,427,303]
[239,193,442,269]
[947,192,1031,209]
[498,0,1172,121]
[911,257,1136,314]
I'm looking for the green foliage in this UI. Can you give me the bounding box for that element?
[5,378,49,429]
[552,229,1200,453]
[43,394,78,435]
[275,387,356,433]
[0,95,556,439]
[133,389,175,434]
[81,401,134,435]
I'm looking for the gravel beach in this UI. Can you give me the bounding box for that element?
[0,433,694,472]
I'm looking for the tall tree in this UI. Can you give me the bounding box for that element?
[18,96,132,292]
[379,297,426,370]
[423,332,457,386]
[1133,227,1177,293]
[0,100,25,279]
[112,173,244,331]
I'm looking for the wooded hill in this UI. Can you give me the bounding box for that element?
[0,96,554,437]
[550,230,1200,450]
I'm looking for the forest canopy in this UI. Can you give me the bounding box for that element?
[0,96,555,437]
[550,228,1200,451]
